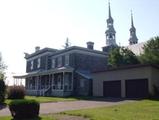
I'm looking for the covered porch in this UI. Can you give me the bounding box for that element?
[14,67,74,97]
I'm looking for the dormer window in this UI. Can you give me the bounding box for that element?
[57,56,62,67]
[52,59,55,68]
[37,58,41,68]
[65,55,69,66]
[31,61,33,70]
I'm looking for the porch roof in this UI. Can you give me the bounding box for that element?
[76,70,92,80]
[13,66,74,79]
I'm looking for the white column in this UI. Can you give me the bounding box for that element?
[71,72,73,90]
[49,74,51,89]
[20,79,22,86]
[52,74,54,91]
[39,76,41,90]
[63,72,65,90]
[37,76,39,90]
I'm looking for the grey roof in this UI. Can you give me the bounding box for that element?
[93,64,159,73]
[25,45,107,59]
[127,42,145,55]
[14,66,74,78]
[50,46,108,56]
[25,47,58,59]
[76,70,92,79]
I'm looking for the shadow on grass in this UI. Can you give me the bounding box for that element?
[0,103,7,110]
[70,96,126,102]
[148,96,159,101]
[11,116,42,120]
[71,96,151,102]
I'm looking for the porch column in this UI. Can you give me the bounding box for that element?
[52,74,54,91]
[63,72,65,90]
[37,76,39,90]
[39,75,41,95]
[71,72,73,90]
[48,74,50,88]
[20,78,22,86]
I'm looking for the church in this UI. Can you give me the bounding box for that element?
[14,3,159,98]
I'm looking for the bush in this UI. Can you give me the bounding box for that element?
[0,80,6,103]
[7,86,25,99]
[9,99,40,119]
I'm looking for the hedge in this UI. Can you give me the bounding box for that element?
[9,99,40,119]
[7,85,25,99]
[0,80,6,103]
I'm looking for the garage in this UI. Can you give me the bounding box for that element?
[103,81,121,97]
[126,79,149,98]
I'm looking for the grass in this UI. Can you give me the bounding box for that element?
[62,99,159,120]
[0,115,56,120]
[1,99,159,120]
[5,96,79,104]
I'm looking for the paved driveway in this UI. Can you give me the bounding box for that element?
[0,99,133,116]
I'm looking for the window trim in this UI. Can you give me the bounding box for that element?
[57,56,62,67]
[31,60,34,70]
[37,58,41,68]
[65,54,69,66]
[52,59,55,68]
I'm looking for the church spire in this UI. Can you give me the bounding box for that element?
[129,11,138,45]
[131,10,134,28]
[105,1,116,46]
[108,1,111,19]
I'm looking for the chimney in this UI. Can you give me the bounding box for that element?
[87,41,94,50]
[24,52,29,58]
[35,46,40,52]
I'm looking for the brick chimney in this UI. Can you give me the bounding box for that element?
[86,41,94,50]
[35,46,40,52]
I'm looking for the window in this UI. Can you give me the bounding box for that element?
[57,75,62,89]
[37,58,41,68]
[31,61,33,70]
[80,79,85,88]
[57,56,62,67]
[65,54,69,66]
[64,73,72,90]
[52,59,55,68]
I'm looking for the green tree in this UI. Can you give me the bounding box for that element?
[140,36,159,64]
[108,47,123,67]
[108,47,140,67]
[0,52,7,80]
[0,52,6,103]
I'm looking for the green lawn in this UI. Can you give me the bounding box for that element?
[62,99,159,120]
[5,96,79,104]
[0,115,56,120]
[2,99,159,120]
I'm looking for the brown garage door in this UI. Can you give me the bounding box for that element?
[103,81,121,98]
[126,79,149,98]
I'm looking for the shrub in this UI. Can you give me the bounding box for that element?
[0,80,6,103]
[9,99,40,119]
[7,86,25,99]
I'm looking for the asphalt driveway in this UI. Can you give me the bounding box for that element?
[0,99,133,116]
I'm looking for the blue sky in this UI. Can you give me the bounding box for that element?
[0,0,158,84]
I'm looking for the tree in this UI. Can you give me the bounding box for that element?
[0,80,5,103]
[140,36,159,64]
[108,47,140,67]
[0,52,6,103]
[108,47,123,67]
[0,52,7,80]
